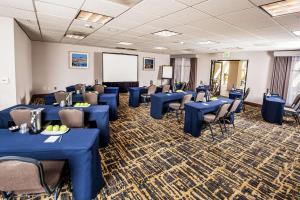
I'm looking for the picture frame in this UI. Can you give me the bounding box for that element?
[143,57,155,71]
[69,52,89,69]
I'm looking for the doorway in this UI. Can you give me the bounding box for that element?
[210,60,248,96]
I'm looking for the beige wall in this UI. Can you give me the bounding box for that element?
[0,17,17,110]
[196,51,274,104]
[14,20,32,104]
[32,42,170,93]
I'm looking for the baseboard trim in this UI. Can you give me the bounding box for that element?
[244,101,261,107]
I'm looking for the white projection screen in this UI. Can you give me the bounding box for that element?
[103,53,138,82]
[162,65,173,79]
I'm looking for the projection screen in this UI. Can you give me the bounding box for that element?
[103,53,138,82]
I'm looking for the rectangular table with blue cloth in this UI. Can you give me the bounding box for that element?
[44,93,118,120]
[0,105,110,147]
[184,97,233,137]
[229,90,244,113]
[150,91,196,119]
[66,85,120,105]
[261,95,285,124]
[128,87,148,107]
[0,128,104,200]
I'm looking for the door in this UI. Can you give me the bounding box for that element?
[210,61,223,96]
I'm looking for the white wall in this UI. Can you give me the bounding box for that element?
[0,17,17,110]
[32,42,170,93]
[196,51,274,104]
[14,20,32,104]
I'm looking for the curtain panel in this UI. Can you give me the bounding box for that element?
[270,56,292,99]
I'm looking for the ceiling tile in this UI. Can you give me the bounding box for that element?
[0,6,36,20]
[0,0,34,11]
[36,0,84,9]
[249,0,280,6]
[193,0,254,16]
[82,0,129,17]
[41,30,64,42]
[35,1,78,19]
[218,7,277,31]
[176,0,208,6]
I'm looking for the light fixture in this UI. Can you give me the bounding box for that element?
[260,0,300,17]
[198,40,217,45]
[65,33,86,40]
[154,47,167,50]
[293,30,300,36]
[117,42,133,45]
[153,30,180,37]
[76,10,113,24]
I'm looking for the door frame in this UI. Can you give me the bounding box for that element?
[210,59,249,94]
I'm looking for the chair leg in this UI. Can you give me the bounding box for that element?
[176,110,180,123]
[222,119,227,133]
[218,121,224,136]
[208,123,214,141]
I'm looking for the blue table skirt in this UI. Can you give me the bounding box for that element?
[184,97,234,137]
[229,90,244,113]
[66,86,120,105]
[0,105,110,147]
[0,128,105,200]
[44,93,118,121]
[150,91,196,119]
[128,87,148,107]
[261,95,285,124]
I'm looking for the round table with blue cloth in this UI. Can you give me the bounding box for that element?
[229,90,244,113]
[261,95,285,125]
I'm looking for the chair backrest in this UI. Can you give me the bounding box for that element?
[10,108,32,127]
[243,88,250,101]
[215,103,231,121]
[229,99,242,113]
[162,85,170,93]
[148,85,157,95]
[291,94,300,108]
[58,109,84,128]
[83,92,98,105]
[195,92,205,102]
[54,91,68,103]
[75,84,85,91]
[0,156,46,194]
[93,84,105,94]
[180,94,193,109]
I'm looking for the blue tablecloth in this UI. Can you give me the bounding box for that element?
[0,128,104,200]
[150,91,196,119]
[184,97,234,137]
[261,95,285,124]
[66,86,120,105]
[128,87,148,107]
[44,93,118,120]
[229,90,244,113]
[0,105,110,147]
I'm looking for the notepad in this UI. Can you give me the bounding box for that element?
[44,136,60,143]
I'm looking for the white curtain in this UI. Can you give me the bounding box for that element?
[173,58,191,82]
[287,57,300,105]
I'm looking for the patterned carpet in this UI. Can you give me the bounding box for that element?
[6,94,300,200]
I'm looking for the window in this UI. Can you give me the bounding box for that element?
[174,58,190,82]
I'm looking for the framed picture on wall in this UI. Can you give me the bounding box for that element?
[143,57,155,71]
[69,52,89,69]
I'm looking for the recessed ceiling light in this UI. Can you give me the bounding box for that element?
[117,42,133,45]
[260,0,300,17]
[154,47,167,50]
[65,33,86,40]
[76,10,113,24]
[198,40,217,45]
[153,30,180,37]
[293,30,300,36]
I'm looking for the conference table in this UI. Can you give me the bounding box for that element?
[261,95,285,124]
[66,85,120,105]
[184,97,234,137]
[150,91,196,119]
[128,86,164,107]
[0,128,105,200]
[229,89,244,113]
[0,104,110,147]
[44,93,118,121]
